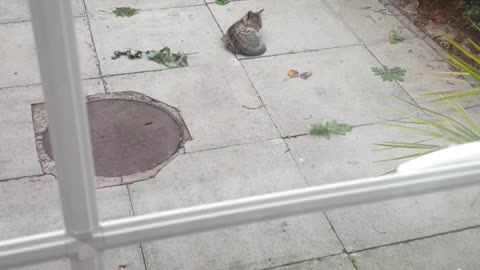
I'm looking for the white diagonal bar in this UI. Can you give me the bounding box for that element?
[3,160,480,269]
[96,160,480,248]
[28,0,103,269]
[0,231,75,269]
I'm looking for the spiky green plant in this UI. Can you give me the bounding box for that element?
[379,24,480,160]
[376,96,480,161]
[423,25,480,101]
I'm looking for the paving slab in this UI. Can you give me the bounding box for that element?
[0,176,133,239]
[273,254,355,270]
[12,245,146,270]
[323,0,415,44]
[88,6,233,76]
[0,176,145,270]
[208,0,359,58]
[242,45,416,137]
[326,185,480,252]
[353,227,480,270]
[84,0,204,15]
[0,0,85,24]
[367,38,479,108]
[0,79,104,181]
[286,123,424,186]
[129,140,343,269]
[0,85,43,180]
[0,18,100,88]
[105,63,279,152]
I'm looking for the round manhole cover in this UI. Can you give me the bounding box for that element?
[43,99,182,177]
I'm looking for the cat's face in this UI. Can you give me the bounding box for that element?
[243,9,264,30]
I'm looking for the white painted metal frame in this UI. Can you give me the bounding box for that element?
[1,0,479,269]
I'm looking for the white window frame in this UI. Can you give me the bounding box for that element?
[1,1,480,269]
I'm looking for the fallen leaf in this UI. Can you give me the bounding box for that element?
[287,69,299,78]
[300,72,312,80]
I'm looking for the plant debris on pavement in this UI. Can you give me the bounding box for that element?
[287,69,312,80]
[299,71,312,80]
[111,47,189,68]
[148,47,188,68]
[310,120,353,139]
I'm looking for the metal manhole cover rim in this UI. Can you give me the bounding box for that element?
[33,91,191,187]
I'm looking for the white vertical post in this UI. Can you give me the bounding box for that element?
[29,0,103,269]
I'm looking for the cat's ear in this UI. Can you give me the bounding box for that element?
[256,9,264,15]
[247,10,254,18]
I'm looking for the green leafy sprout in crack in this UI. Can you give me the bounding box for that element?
[347,255,358,267]
[389,27,404,44]
[215,0,230,5]
[112,7,139,17]
[309,120,353,139]
[371,66,406,82]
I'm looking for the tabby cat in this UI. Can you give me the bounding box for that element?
[222,9,266,56]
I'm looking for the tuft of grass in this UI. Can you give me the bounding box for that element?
[112,7,138,17]
[215,0,230,5]
[388,27,404,44]
[371,66,406,82]
[310,120,353,139]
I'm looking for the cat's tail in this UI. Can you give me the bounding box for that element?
[241,43,266,57]
[222,35,236,53]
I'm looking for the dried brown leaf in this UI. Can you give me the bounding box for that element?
[300,71,312,80]
[287,69,299,78]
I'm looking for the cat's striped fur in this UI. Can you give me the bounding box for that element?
[222,9,266,56]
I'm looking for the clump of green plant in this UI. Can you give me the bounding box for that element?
[310,120,353,139]
[389,27,404,44]
[372,66,406,82]
[216,0,230,5]
[112,7,138,17]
